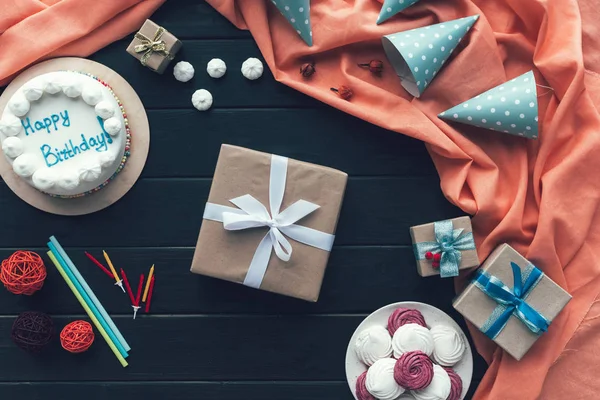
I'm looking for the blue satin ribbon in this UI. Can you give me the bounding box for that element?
[413,219,476,277]
[473,262,549,339]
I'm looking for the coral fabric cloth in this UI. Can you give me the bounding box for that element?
[207,0,600,399]
[0,0,166,87]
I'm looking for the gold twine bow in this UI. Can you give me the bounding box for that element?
[133,26,174,67]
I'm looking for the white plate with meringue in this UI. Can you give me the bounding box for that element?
[345,301,473,400]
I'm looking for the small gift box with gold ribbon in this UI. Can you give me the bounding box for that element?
[126,19,182,74]
[410,216,479,278]
[453,244,571,360]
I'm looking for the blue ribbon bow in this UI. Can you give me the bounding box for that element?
[413,220,476,277]
[473,262,549,339]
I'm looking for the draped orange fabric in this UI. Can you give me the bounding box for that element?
[205,0,600,398]
[0,0,166,87]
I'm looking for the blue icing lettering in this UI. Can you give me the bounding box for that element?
[60,110,70,127]
[21,117,34,136]
[40,144,59,167]
[97,116,113,144]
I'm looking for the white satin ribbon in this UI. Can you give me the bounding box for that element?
[203,155,335,289]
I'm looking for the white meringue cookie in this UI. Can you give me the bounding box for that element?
[57,171,80,190]
[173,61,195,82]
[95,101,115,119]
[207,58,227,78]
[354,326,393,366]
[62,77,83,97]
[79,161,102,182]
[82,84,103,106]
[392,323,434,358]
[0,114,23,136]
[44,76,63,94]
[12,154,37,177]
[32,168,56,191]
[411,365,451,400]
[241,57,263,80]
[22,79,45,101]
[365,358,405,400]
[430,325,465,367]
[192,89,213,111]
[2,137,24,158]
[103,117,122,136]
[8,94,30,117]
[98,152,116,168]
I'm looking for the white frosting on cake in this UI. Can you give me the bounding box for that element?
[2,137,24,158]
[0,114,23,136]
[411,365,452,400]
[95,100,115,119]
[354,326,393,366]
[82,84,103,106]
[392,323,434,358]
[8,94,30,116]
[0,71,128,197]
[103,117,122,136]
[430,325,466,367]
[32,168,56,190]
[23,79,45,101]
[365,358,405,400]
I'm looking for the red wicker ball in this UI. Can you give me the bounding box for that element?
[60,320,95,353]
[0,251,47,295]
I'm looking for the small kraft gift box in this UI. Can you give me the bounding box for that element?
[453,243,572,360]
[410,216,479,278]
[126,19,182,74]
[190,144,348,302]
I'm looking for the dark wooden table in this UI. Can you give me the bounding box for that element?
[0,2,486,399]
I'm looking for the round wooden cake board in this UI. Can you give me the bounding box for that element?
[0,57,149,216]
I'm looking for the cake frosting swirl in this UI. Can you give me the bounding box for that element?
[392,323,434,358]
[355,325,393,366]
[443,367,463,400]
[355,370,376,400]
[430,325,466,367]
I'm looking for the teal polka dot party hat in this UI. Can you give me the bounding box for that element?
[439,70,539,139]
[271,0,313,46]
[377,0,422,25]
[382,15,479,97]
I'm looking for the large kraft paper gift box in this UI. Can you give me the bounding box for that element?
[190,144,348,302]
[453,243,571,360]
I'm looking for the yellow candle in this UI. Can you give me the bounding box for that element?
[142,264,155,302]
[48,251,128,367]
[103,250,120,283]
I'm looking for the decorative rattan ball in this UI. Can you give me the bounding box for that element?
[11,311,54,352]
[60,320,95,353]
[0,251,47,295]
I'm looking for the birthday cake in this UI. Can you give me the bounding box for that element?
[0,71,131,198]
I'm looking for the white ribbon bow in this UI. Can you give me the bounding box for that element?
[203,155,335,288]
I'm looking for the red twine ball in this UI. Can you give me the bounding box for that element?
[424,251,434,260]
[60,320,95,353]
[433,253,442,262]
[0,251,47,295]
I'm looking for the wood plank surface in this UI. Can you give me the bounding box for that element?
[0,0,487,398]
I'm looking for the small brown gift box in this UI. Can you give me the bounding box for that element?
[410,216,479,277]
[190,144,347,302]
[126,19,182,74]
[453,243,571,360]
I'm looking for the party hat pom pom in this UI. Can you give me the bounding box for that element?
[0,251,47,295]
[60,320,95,353]
[11,311,54,353]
